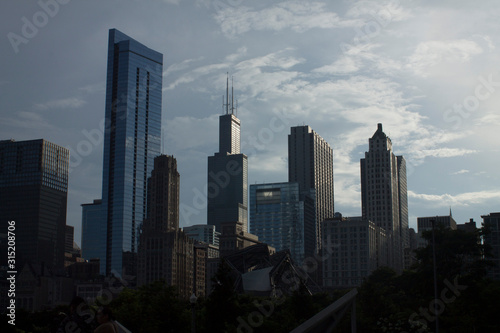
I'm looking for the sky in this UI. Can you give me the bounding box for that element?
[1,0,499,247]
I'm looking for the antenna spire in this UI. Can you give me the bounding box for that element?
[231,76,234,115]
[226,72,229,115]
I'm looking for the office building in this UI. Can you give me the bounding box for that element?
[360,123,408,273]
[288,125,334,253]
[0,139,69,272]
[81,199,106,274]
[481,212,500,280]
[99,29,163,276]
[184,224,221,247]
[250,182,315,265]
[416,213,457,248]
[322,215,388,289]
[207,77,248,232]
[137,155,197,297]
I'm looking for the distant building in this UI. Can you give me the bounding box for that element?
[184,224,220,247]
[250,182,315,265]
[482,212,500,280]
[404,228,418,269]
[457,218,477,233]
[360,124,408,273]
[417,213,457,248]
[207,77,248,233]
[99,29,163,276]
[0,139,69,272]
[322,215,388,289]
[288,126,334,253]
[137,155,197,298]
[81,199,106,274]
[219,221,261,257]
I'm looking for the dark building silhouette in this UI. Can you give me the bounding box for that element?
[288,125,334,253]
[482,212,500,280]
[137,155,199,297]
[207,76,248,233]
[0,139,69,272]
[360,124,408,273]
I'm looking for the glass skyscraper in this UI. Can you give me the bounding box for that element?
[100,29,163,276]
[0,139,69,272]
[81,199,106,274]
[207,78,248,232]
[250,182,315,265]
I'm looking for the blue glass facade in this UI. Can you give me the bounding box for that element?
[101,29,163,276]
[81,199,106,274]
[250,182,315,265]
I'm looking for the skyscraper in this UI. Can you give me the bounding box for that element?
[250,182,315,265]
[137,155,195,297]
[288,126,334,252]
[360,123,408,272]
[207,77,248,232]
[0,139,69,272]
[81,199,106,274]
[101,29,163,276]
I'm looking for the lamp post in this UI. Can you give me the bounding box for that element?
[190,293,197,333]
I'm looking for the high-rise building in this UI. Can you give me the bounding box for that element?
[249,182,315,265]
[322,215,388,289]
[99,29,163,276]
[184,224,221,247]
[360,123,408,273]
[81,199,106,274]
[207,77,248,232]
[137,155,197,297]
[0,139,69,272]
[482,212,500,280]
[288,125,334,253]
[416,213,457,249]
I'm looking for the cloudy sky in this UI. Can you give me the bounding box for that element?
[2,0,499,246]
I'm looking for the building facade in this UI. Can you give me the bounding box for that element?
[249,182,315,265]
[81,199,106,274]
[416,214,457,249]
[288,125,334,253]
[0,139,69,272]
[322,216,388,289]
[99,29,163,276]
[137,155,198,297]
[207,77,248,233]
[360,123,408,273]
[481,212,500,280]
[184,224,221,247]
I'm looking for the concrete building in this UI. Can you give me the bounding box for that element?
[322,215,388,289]
[360,124,408,273]
[250,182,315,265]
[137,155,198,298]
[288,126,334,253]
[416,213,457,248]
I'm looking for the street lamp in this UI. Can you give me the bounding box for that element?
[190,293,197,333]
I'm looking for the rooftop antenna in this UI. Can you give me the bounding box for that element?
[226,72,229,115]
[231,76,234,115]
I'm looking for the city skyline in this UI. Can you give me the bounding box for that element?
[1,1,500,247]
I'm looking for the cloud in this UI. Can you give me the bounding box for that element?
[214,1,359,38]
[0,111,55,130]
[452,169,469,175]
[34,97,86,111]
[407,39,483,77]
[409,189,500,207]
